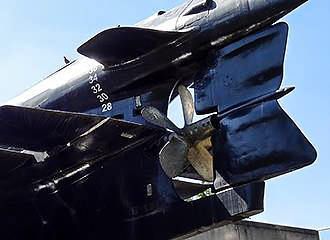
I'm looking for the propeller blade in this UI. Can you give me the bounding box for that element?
[141,106,181,133]
[178,85,194,126]
[159,135,189,178]
[187,137,214,181]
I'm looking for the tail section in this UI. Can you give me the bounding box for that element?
[193,22,316,190]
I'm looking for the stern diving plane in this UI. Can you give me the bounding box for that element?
[0,0,316,239]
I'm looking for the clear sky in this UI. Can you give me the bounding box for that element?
[1,0,329,238]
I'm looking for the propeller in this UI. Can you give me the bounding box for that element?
[141,85,296,182]
[141,85,215,181]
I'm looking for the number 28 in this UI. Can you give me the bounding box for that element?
[102,103,112,112]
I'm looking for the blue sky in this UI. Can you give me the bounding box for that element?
[1,0,329,238]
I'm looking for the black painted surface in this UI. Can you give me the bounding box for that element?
[0,0,315,239]
[194,23,288,114]
[212,100,316,190]
[78,27,188,66]
[0,135,265,240]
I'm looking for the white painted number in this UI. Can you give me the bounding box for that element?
[88,66,98,74]
[89,74,98,84]
[88,68,112,113]
[102,103,112,112]
[101,93,108,100]
[91,83,102,94]
[97,93,109,103]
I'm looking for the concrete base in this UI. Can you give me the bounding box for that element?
[174,221,319,240]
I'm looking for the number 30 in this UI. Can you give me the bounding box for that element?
[97,93,109,103]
